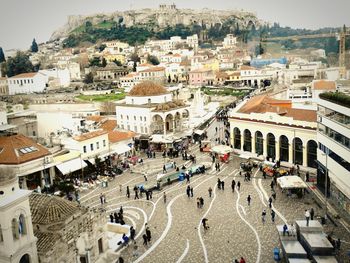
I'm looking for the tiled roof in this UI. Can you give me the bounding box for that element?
[129,81,168,96]
[189,68,212,74]
[313,80,336,90]
[139,66,165,73]
[0,134,50,165]
[108,130,135,143]
[29,193,81,224]
[101,120,117,131]
[73,130,108,142]
[240,65,256,70]
[9,72,37,79]
[86,115,104,122]
[238,95,316,122]
[35,231,60,253]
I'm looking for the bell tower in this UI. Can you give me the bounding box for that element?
[0,169,38,263]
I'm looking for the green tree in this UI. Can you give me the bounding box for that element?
[84,72,94,84]
[98,44,106,52]
[0,47,5,63]
[113,59,122,66]
[101,57,107,67]
[147,55,159,65]
[6,51,34,77]
[255,42,264,56]
[89,57,102,67]
[31,38,39,53]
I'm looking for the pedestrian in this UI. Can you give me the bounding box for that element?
[130,226,136,241]
[208,187,213,198]
[149,190,153,199]
[239,257,246,263]
[146,227,151,242]
[231,179,236,192]
[163,165,167,174]
[202,218,209,230]
[119,184,122,192]
[126,186,130,198]
[197,198,200,208]
[306,171,310,182]
[270,180,274,190]
[217,178,221,189]
[283,224,289,236]
[163,192,167,203]
[310,207,314,220]
[132,244,139,258]
[190,187,194,197]
[263,171,266,179]
[237,181,241,191]
[247,195,251,206]
[110,213,114,223]
[186,185,190,198]
[268,197,273,209]
[200,197,204,208]
[134,186,139,200]
[336,238,341,250]
[262,209,266,224]
[142,233,148,246]
[289,223,295,237]
[118,257,124,263]
[144,174,148,181]
[305,209,310,226]
[153,152,156,158]
[221,180,225,190]
[234,260,239,263]
[122,233,129,246]
[100,193,104,205]
[272,190,276,200]
[146,191,150,200]
[271,210,275,222]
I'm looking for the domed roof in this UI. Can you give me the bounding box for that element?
[29,193,83,225]
[129,81,168,96]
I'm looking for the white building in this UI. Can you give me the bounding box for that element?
[316,92,350,219]
[0,77,8,95]
[229,95,318,168]
[223,34,237,48]
[39,68,71,87]
[186,34,199,49]
[8,72,48,95]
[57,61,81,80]
[116,81,190,136]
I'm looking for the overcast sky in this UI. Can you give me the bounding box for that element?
[1,0,349,51]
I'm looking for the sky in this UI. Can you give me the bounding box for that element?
[1,0,349,51]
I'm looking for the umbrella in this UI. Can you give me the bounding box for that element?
[210,145,232,155]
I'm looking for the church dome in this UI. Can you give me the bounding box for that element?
[128,81,168,96]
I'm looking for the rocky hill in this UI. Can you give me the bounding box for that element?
[51,5,262,40]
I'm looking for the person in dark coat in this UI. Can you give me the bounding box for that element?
[310,207,315,220]
[130,226,136,241]
[146,227,151,242]
[221,180,225,190]
[126,186,130,198]
[231,180,236,192]
[142,234,148,246]
[237,181,241,191]
[110,213,114,223]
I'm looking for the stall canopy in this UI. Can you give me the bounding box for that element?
[56,158,87,175]
[110,144,131,155]
[194,129,205,135]
[151,134,173,144]
[211,145,232,155]
[277,176,308,189]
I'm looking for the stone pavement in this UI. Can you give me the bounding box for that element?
[79,149,350,263]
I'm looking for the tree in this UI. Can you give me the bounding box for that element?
[89,56,102,67]
[31,38,38,53]
[84,72,94,84]
[147,55,159,65]
[6,51,34,77]
[113,59,122,66]
[98,44,106,52]
[0,47,5,63]
[101,57,107,67]
[255,42,264,56]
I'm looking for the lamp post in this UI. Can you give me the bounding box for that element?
[322,149,329,217]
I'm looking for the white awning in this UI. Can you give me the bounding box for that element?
[194,129,204,135]
[56,158,87,175]
[277,176,308,189]
[110,144,131,155]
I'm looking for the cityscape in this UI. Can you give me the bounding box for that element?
[0,1,350,263]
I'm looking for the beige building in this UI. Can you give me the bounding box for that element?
[229,95,318,168]
[0,77,8,95]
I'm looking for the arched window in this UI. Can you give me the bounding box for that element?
[307,140,317,168]
[293,138,303,165]
[255,131,263,155]
[233,128,241,149]
[279,136,289,162]
[267,133,276,160]
[243,129,252,152]
[12,218,19,239]
[19,214,27,235]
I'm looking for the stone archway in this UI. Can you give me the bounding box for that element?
[243,129,252,152]
[151,114,164,134]
[267,133,276,160]
[307,140,317,168]
[279,135,289,162]
[174,112,181,132]
[19,254,31,263]
[255,131,263,155]
[234,127,241,149]
[293,138,303,165]
[165,114,174,132]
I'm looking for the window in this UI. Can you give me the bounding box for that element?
[83,146,87,153]
[127,125,130,130]
[12,219,19,239]
[19,214,27,235]
[134,116,136,121]
[134,126,137,132]
[145,127,148,133]
[127,116,129,120]
[120,114,123,119]
[141,126,144,133]
[18,147,38,154]
[103,140,106,147]
[96,142,100,150]
[140,116,142,121]
[90,143,94,151]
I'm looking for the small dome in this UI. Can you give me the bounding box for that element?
[129,81,168,96]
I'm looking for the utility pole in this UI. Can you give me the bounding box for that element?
[339,25,346,78]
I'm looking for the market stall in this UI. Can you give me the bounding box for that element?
[277,176,308,198]
[210,145,232,163]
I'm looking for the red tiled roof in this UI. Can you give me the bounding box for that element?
[108,130,135,143]
[139,67,165,73]
[9,72,37,79]
[100,120,117,131]
[86,115,104,122]
[73,130,108,142]
[238,95,316,122]
[0,134,50,164]
[313,80,336,90]
[240,65,256,70]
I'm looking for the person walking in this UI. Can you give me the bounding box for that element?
[268,197,273,209]
[247,195,251,206]
[221,180,225,190]
[202,218,209,230]
[272,190,276,200]
[190,187,194,197]
[231,179,236,192]
[283,224,289,236]
[142,233,148,246]
[208,187,213,198]
[110,213,114,223]
[186,186,191,198]
[271,209,276,222]
[217,178,221,189]
[130,226,136,241]
[270,180,275,190]
[163,192,167,203]
[310,207,315,220]
[199,197,204,208]
[100,193,104,205]
[134,186,139,200]
[305,209,310,226]
[239,257,246,263]
[262,209,266,224]
[146,227,151,242]
[126,186,130,198]
[237,181,241,191]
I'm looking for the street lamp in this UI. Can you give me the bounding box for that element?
[321,149,329,217]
